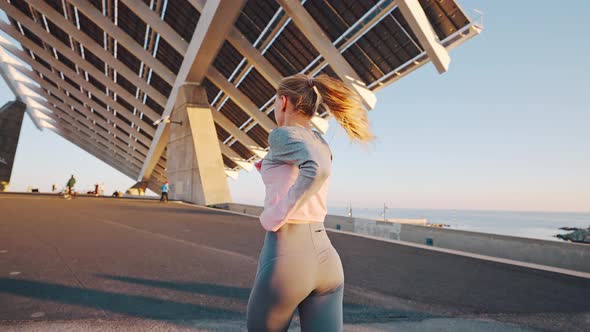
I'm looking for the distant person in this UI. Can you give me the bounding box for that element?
[247,74,374,331]
[94,183,99,196]
[51,184,57,192]
[66,175,76,196]
[160,181,169,203]
[100,183,105,196]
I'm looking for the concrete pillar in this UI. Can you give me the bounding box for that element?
[126,178,164,196]
[166,83,231,205]
[126,181,148,196]
[0,100,26,192]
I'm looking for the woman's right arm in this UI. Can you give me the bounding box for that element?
[259,128,331,232]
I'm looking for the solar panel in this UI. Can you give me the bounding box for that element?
[0,0,481,185]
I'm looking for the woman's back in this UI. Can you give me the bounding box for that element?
[259,126,332,231]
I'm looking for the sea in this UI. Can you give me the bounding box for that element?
[327,206,590,242]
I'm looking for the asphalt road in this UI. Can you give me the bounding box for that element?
[0,194,588,331]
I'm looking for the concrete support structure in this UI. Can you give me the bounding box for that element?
[0,101,27,191]
[166,84,231,205]
[398,0,451,74]
[127,181,148,196]
[138,0,247,183]
[126,179,164,196]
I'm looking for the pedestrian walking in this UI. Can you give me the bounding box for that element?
[65,175,76,196]
[160,181,169,203]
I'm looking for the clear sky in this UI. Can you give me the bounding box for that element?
[2,1,589,212]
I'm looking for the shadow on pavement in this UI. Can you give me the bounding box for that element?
[0,278,243,323]
[342,303,433,324]
[97,274,431,325]
[98,274,251,301]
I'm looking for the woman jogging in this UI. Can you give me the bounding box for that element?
[247,74,373,331]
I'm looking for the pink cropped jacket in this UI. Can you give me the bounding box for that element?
[256,126,332,232]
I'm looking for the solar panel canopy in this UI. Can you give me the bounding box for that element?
[0,0,481,190]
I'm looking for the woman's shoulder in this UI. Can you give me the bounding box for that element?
[268,126,331,161]
[269,126,325,140]
[268,127,307,147]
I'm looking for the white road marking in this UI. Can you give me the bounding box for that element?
[94,218,257,265]
[9,271,20,276]
[0,250,7,253]
[31,312,45,318]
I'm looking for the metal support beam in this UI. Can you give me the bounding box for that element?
[186,0,246,83]
[11,67,150,163]
[226,28,282,87]
[139,125,169,181]
[12,63,153,148]
[0,58,20,99]
[43,96,145,161]
[369,23,481,91]
[28,84,148,164]
[49,122,141,173]
[0,37,156,139]
[118,0,187,55]
[207,67,276,132]
[0,8,167,122]
[308,0,398,78]
[39,102,112,143]
[65,0,176,84]
[47,114,144,172]
[0,42,43,130]
[276,0,377,110]
[1,1,168,106]
[23,88,147,169]
[218,141,253,172]
[0,30,161,123]
[50,127,139,179]
[44,107,112,149]
[187,0,276,86]
[138,0,246,182]
[398,0,451,74]
[211,111,267,159]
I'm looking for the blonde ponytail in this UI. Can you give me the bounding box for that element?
[277,74,374,143]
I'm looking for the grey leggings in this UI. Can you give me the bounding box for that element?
[247,223,344,331]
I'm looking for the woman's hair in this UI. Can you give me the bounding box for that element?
[277,74,374,143]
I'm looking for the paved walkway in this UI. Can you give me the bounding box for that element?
[0,194,588,331]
